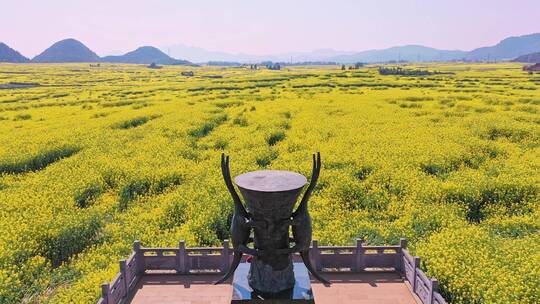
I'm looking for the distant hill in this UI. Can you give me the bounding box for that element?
[0,43,29,63]
[466,33,540,61]
[102,46,190,65]
[328,45,466,63]
[164,44,254,63]
[164,44,355,63]
[32,39,100,63]
[326,34,540,63]
[512,52,540,63]
[6,32,540,64]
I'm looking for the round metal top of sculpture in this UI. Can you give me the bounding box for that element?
[234,170,307,192]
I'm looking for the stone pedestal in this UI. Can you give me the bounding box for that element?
[231,263,315,303]
[248,257,295,293]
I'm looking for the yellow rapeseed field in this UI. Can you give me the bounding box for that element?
[0,63,538,303]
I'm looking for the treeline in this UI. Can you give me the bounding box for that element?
[207,61,243,66]
[287,61,340,66]
[341,62,365,70]
[378,67,437,76]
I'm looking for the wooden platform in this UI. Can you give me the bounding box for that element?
[97,240,446,304]
[126,272,418,304]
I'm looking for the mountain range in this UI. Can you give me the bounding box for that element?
[1,33,540,64]
[326,45,467,63]
[164,44,356,63]
[512,52,540,63]
[101,46,190,65]
[466,33,540,61]
[325,33,540,63]
[164,33,540,63]
[0,43,30,63]
[0,39,191,65]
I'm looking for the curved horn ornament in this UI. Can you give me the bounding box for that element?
[214,154,252,285]
[291,152,330,284]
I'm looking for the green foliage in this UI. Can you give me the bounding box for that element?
[266,131,286,146]
[14,113,32,121]
[0,145,80,174]
[74,184,103,208]
[112,116,152,129]
[256,150,279,167]
[119,174,181,211]
[354,166,374,181]
[378,66,438,76]
[39,213,102,267]
[232,115,248,127]
[159,199,189,230]
[188,114,228,138]
[118,179,151,211]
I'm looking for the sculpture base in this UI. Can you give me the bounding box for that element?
[231,263,314,303]
[248,257,295,293]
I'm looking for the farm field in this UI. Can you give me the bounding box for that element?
[0,63,539,304]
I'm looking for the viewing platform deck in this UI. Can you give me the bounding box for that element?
[98,239,447,304]
[126,272,417,304]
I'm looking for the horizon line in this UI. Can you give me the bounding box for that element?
[3,31,539,60]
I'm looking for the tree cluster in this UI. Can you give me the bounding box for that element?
[378,67,434,76]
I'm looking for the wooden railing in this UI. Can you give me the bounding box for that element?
[97,238,447,304]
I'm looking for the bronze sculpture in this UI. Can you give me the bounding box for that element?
[215,152,329,294]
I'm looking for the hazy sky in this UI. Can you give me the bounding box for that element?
[2,0,539,57]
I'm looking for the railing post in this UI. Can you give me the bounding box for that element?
[430,278,439,304]
[119,260,128,298]
[133,240,144,275]
[175,240,181,274]
[178,240,187,274]
[412,256,421,292]
[101,283,110,304]
[222,239,230,272]
[398,238,407,273]
[355,238,364,272]
[311,240,321,271]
